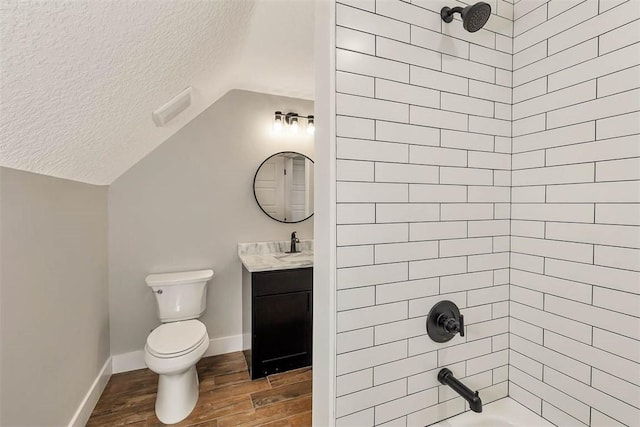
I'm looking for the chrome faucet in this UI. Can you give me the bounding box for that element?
[289,231,300,253]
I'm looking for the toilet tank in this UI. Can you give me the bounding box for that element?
[145,269,214,322]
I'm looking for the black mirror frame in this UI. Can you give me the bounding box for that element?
[253,151,314,224]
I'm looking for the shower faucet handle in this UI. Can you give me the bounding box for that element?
[427,301,465,342]
[439,313,464,337]
[441,315,460,333]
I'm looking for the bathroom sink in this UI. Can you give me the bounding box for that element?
[272,252,313,267]
[273,252,308,259]
[289,259,313,265]
[238,240,314,272]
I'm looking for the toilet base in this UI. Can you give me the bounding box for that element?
[155,366,199,424]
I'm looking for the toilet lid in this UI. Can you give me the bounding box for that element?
[146,320,207,356]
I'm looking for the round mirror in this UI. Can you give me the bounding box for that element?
[253,152,314,223]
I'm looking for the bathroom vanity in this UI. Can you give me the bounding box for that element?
[238,241,313,379]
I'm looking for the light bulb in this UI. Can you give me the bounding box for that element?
[273,111,283,132]
[307,116,315,134]
[290,117,299,133]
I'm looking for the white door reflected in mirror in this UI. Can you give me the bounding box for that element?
[253,152,314,223]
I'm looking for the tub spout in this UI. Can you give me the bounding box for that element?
[469,391,482,413]
[438,368,483,413]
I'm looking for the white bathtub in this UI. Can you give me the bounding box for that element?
[432,398,554,427]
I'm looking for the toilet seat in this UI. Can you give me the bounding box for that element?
[146,319,207,358]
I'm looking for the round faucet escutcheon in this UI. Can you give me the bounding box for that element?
[426,300,465,343]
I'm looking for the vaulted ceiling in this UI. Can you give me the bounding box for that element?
[0,0,314,185]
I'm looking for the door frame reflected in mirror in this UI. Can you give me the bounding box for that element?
[253,151,314,223]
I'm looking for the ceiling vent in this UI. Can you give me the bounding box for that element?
[152,87,192,127]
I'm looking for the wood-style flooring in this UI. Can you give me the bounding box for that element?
[87,352,312,426]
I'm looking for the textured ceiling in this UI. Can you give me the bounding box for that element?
[0,0,314,184]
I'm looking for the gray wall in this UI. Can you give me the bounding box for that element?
[0,167,109,426]
[108,89,314,355]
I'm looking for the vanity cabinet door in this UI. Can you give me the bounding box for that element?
[253,290,312,378]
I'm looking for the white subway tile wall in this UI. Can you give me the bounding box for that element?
[509,1,640,427]
[333,0,639,425]
[335,0,512,424]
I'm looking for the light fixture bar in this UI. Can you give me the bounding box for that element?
[273,111,315,134]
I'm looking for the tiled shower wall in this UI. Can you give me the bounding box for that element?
[509,1,640,426]
[334,0,514,424]
[332,0,640,425]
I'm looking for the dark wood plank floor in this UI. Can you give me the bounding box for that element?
[87,352,312,426]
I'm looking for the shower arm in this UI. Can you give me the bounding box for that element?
[441,6,464,22]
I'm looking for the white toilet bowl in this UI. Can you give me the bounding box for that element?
[144,319,210,424]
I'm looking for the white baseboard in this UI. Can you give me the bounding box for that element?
[112,334,243,374]
[204,333,244,358]
[112,349,146,374]
[68,357,112,427]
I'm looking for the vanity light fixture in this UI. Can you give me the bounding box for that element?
[273,111,315,134]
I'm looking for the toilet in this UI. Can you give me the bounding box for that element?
[143,269,214,424]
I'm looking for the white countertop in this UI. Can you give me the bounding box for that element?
[238,240,313,272]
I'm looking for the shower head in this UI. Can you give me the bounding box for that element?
[441,2,492,33]
[462,2,492,32]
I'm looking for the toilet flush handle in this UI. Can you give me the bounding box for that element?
[155,289,163,294]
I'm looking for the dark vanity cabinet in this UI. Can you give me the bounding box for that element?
[242,267,312,379]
